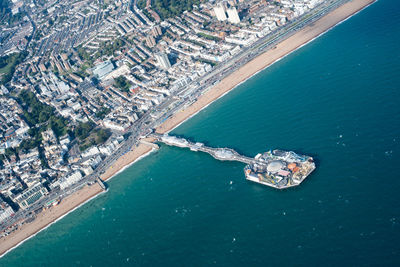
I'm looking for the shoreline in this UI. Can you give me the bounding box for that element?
[0,183,104,258]
[0,186,107,259]
[99,142,156,183]
[0,0,375,258]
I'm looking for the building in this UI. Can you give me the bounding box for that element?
[146,35,156,47]
[152,25,162,37]
[0,202,14,223]
[104,64,130,81]
[13,183,48,210]
[213,2,240,24]
[59,171,83,190]
[213,3,227,21]
[227,7,240,24]
[92,60,115,80]
[155,53,171,69]
[38,63,47,72]
[103,119,129,132]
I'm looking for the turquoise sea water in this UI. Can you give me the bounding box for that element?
[2,0,400,265]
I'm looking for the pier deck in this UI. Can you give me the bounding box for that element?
[150,133,315,189]
[150,133,254,164]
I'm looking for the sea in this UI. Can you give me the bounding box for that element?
[2,0,400,265]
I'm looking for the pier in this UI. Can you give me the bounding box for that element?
[150,133,316,189]
[150,133,255,165]
[139,139,160,149]
[96,177,107,191]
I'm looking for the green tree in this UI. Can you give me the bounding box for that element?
[95,107,111,119]
[74,121,95,140]
[137,0,200,20]
[114,76,132,93]
[95,129,111,144]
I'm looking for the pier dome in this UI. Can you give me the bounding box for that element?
[267,160,284,173]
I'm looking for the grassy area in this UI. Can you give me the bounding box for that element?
[198,58,217,67]
[95,107,111,119]
[75,121,111,151]
[0,0,25,26]
[142,9,155,22]
[17,90,69,137]
[77,38,125,63]
[114,75,132,93]
[15,90,70,166]
[197,32,221,42]
[183,38,206,48]
[17,90,112,154]
[0,51,28,85]
[137,0,200,20]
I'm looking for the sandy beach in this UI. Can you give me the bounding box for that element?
[0,0,375,257]
[100,142,154,182]
[0,183,103,256]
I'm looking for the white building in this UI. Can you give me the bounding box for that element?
[82,155,102,169]
[214,4,227,21]
[99,143,116,156]
[105,64,130,81]
[227,7,240,24]
[155,53,171,69]
[59,171,83,190]
[82,166,94,176]
[0,205,14,223]
[13,183,48,210]
[103,119,129,132]
[93,60,115,80]
[81,146,101,158]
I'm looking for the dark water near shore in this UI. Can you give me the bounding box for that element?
[2,0,400,265]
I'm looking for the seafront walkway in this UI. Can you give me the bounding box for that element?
[150,133,255,165]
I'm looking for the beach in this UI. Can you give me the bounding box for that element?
[0,183,104,256]
[0,0,375,257]
[100,142,155,182]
